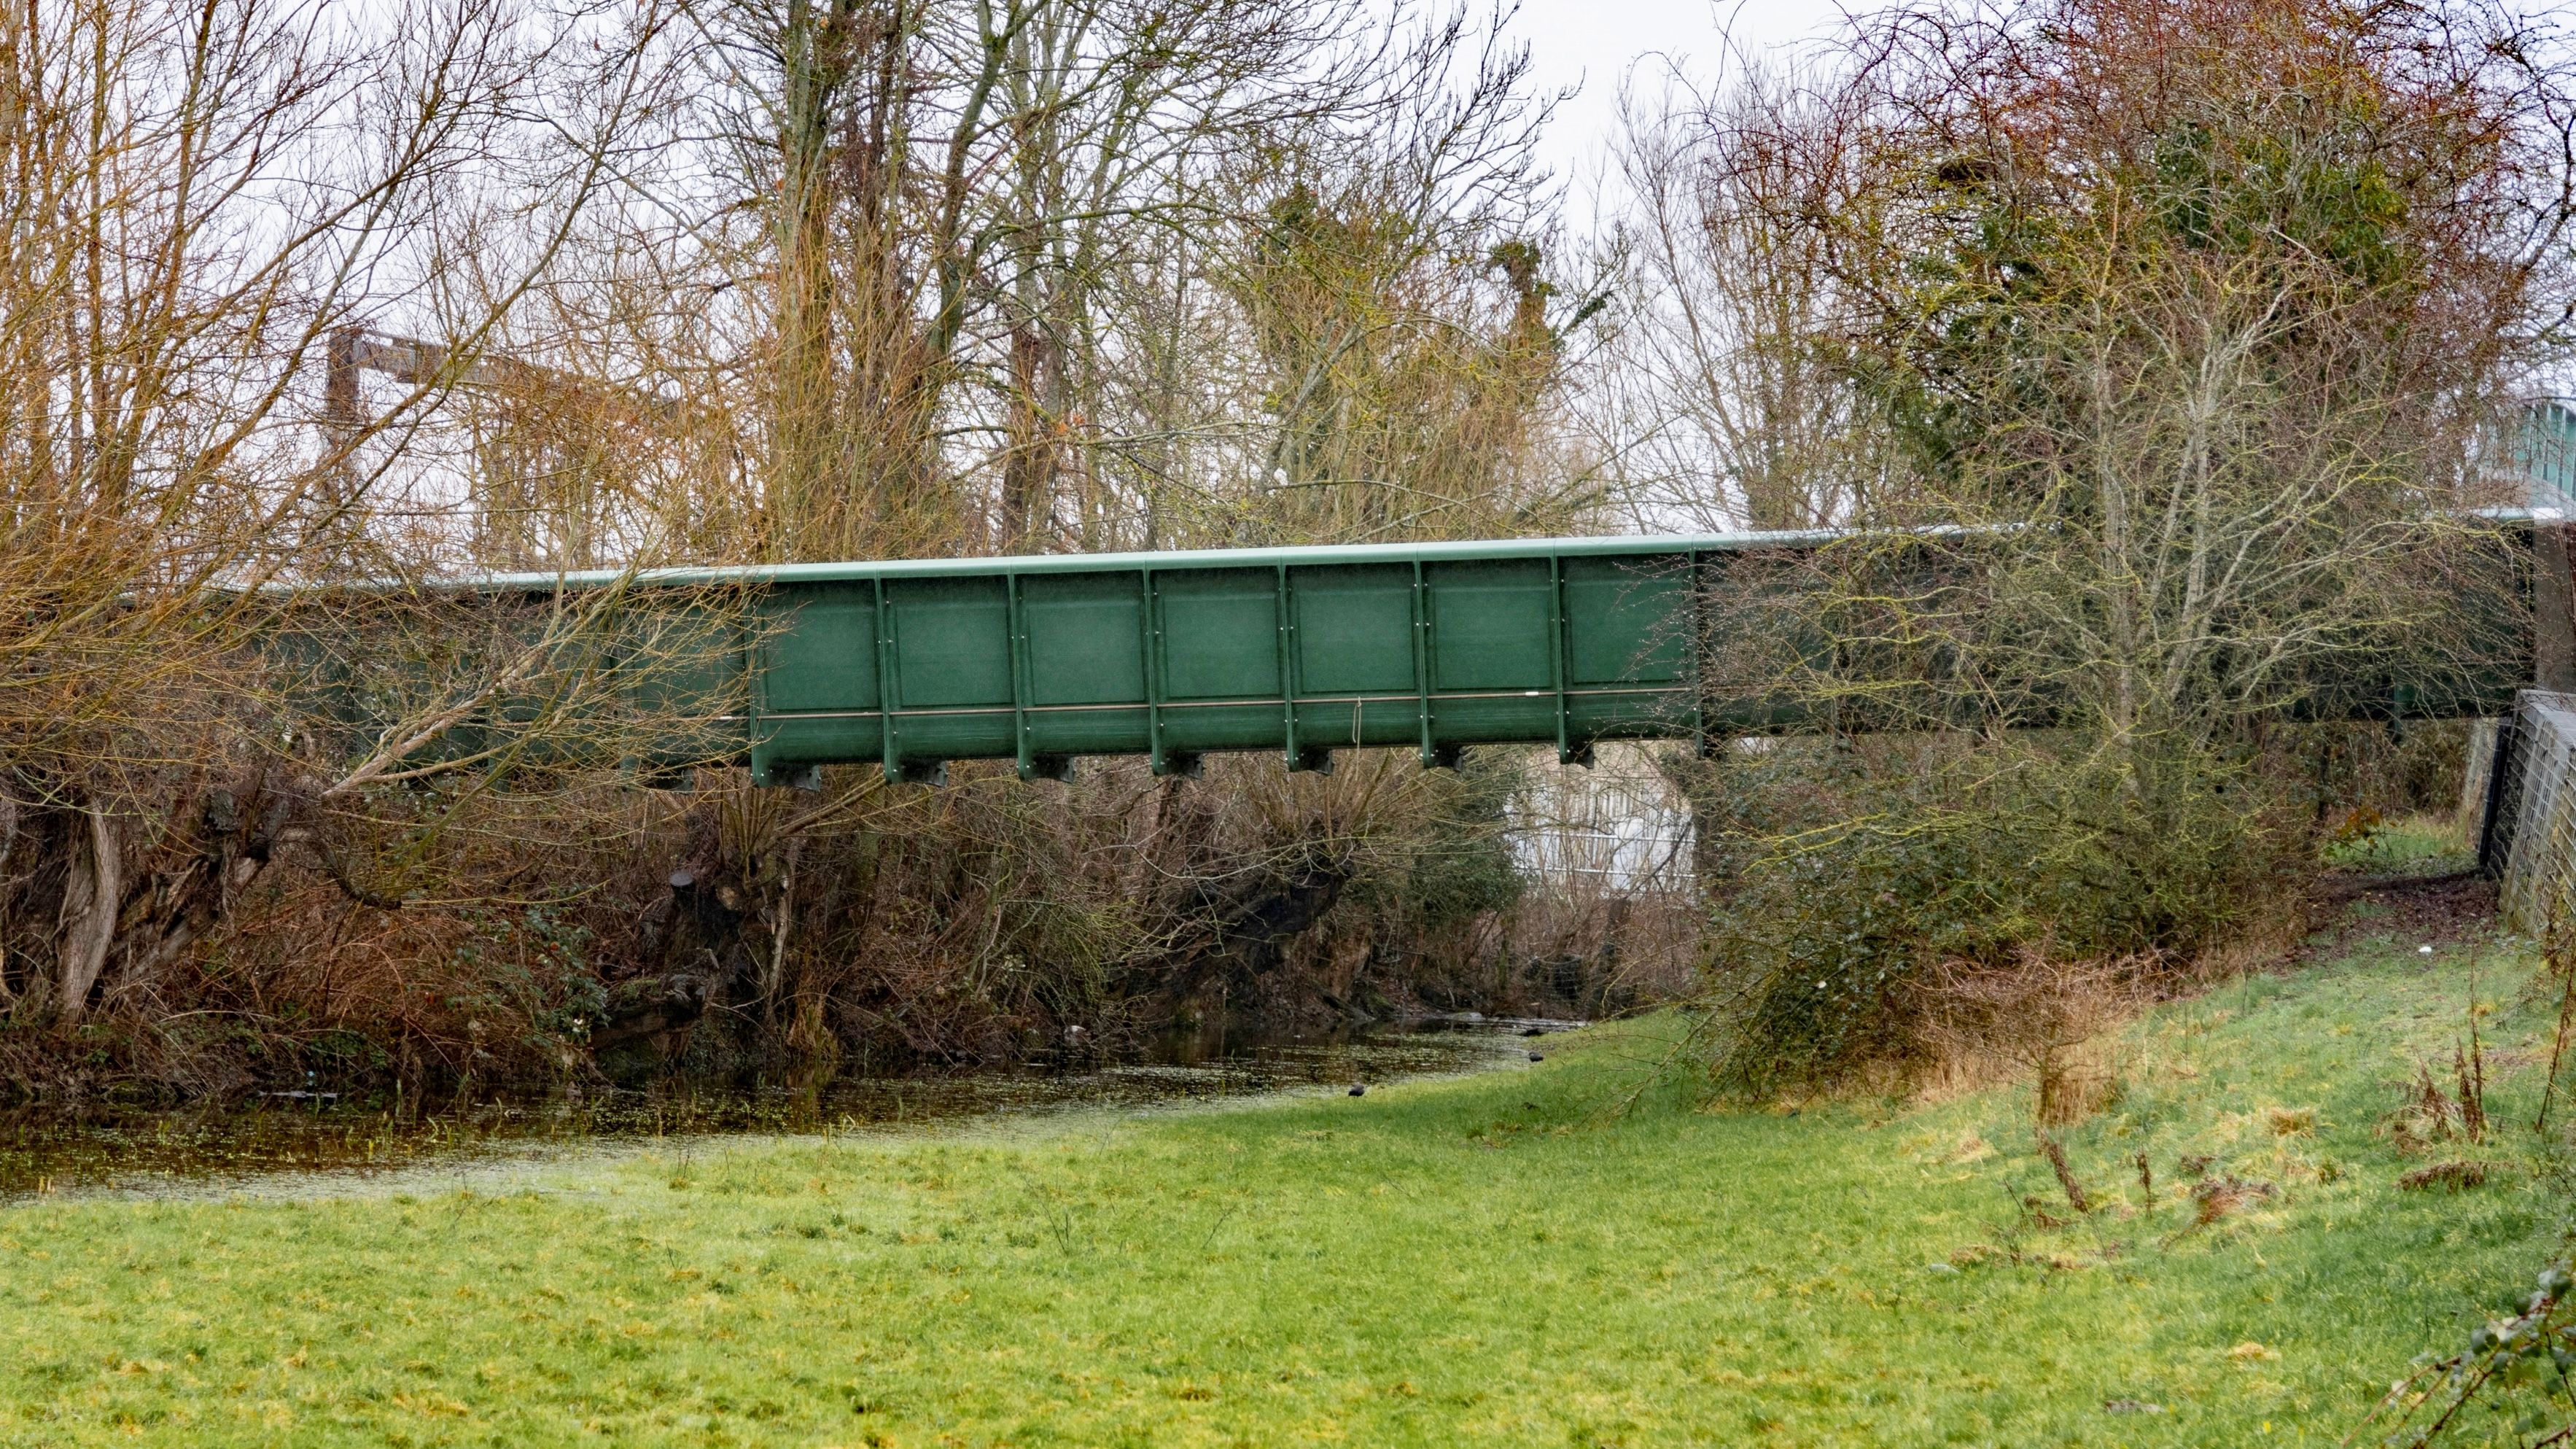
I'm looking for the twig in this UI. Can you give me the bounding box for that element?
[2540,908,2576,1133]
[1196,1201,1241,1256]
[2037,1130,2093,1213]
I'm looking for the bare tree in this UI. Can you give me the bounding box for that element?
[0,0,1616,1093]
[0,0,679,1027]
[1596,59,1876,532]
[1656,0,2576,1091]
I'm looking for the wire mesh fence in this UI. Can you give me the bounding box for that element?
[2477,690,2576,934]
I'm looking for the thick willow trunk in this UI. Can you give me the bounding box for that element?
[55,806,121,1026]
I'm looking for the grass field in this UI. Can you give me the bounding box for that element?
[3,900,2570,1447]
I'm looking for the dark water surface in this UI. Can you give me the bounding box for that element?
[0,1015,1571,1200]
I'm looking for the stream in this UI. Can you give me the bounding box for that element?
[0,1014,1572,1202]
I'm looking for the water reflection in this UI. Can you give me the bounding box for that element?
[0,1014,1574,1200]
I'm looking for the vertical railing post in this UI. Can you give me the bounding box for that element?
[743,592,770,782]
[1689,551,1710,755]
[1007,572,1032,780]
[1276,562,1299,769]
[1141,568,1172,774]
[1412,559,1434,766]
[1549,552,1573,765]
[873,577,899,783]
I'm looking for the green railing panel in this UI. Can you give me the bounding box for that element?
[1565,557,1686,685]
[1025,572,1144,706]
[1428,559,1554,691]
[763,588,878,713]
[890,578,1011,708]
[1159,570,1280,700]
[1293,566,1415,694]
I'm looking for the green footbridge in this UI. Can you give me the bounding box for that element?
[433,525,2532,788]
[740,535,1743,785]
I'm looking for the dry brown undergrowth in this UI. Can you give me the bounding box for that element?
[1906,950,2155,1124]
[1899,891,2393,1127]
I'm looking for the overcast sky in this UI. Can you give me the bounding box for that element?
[1487,0,1869,199]
[1490,0,2576,196]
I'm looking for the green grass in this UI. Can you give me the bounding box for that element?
[4,922,2572,1447]
[2321,812,2472,872]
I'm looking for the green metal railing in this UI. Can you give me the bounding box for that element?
[594,533,1807,785]
[372,518,2535,787]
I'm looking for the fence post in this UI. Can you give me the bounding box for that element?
[2478,710,2523,878]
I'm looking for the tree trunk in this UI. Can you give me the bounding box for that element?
[55,806,121,1026]
[771,0,844,561]
[1000,321,1059,548]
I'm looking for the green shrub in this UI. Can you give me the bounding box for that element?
[1692,733,2298,1093]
